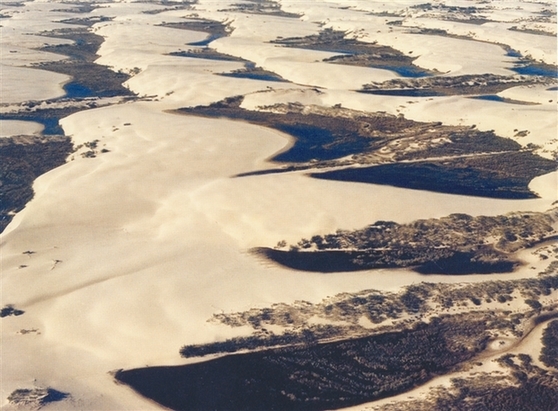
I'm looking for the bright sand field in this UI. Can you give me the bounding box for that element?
[1,0,557,409]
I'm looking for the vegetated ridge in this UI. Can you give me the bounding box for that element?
[257,208,558,274]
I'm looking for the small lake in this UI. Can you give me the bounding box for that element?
[63,82,95,99]
[0,115,63,135]
[471,95,505,102]
[505,49,557,78]
[512,64,557,78]
[27,117,63,135]
[272,124,369,163]
[506,49,522,58]
[187,34,222,47]
[469,95,539,105]
[358,89,442,97]
[170,50,245,62]
[220,72,287,82]
[380,65,431,78]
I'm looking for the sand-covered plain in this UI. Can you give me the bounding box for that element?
[1,0,557,409]
[0,120,44,137]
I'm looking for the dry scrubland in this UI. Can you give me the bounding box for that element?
[0,0,557,410]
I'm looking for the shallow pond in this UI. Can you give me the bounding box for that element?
[187,34,222,47]
[272,124,369,162]
[380,65,431,78]
[512,64,557,78]
[220,72,287,82]
[63,82,95,99]
[358,89,442,97]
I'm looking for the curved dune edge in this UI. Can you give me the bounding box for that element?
[0,120,44,137]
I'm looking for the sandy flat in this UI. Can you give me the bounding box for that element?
[0,65,69,103]
[0,44,68,66]
[0,120,44,137]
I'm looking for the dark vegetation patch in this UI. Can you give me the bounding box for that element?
[409,3,490,25]
[414,253,517,274]
[195,276,558,357]
[361,74,553,96]
[391,127,522,160]
[540,320,558,369]
[358,88,444,97]
[179,327,341,358]
[218,0,302,18]
[0,135,72,232]
[117,316,490,411]
[1,305,25,318]
[311,151,557,199]
[1,2,25,7]
[256,248,385,272]
[509,25,557,37]
[219,63,288,82]
[59,15,113,27]
[273,28,434,77]
[203,276,558,357]
[7,388,69,408]
[141,0,197,14]
[263,208,558,273]
[169,48,246,62]
[210,275,558,339]
[258,247,518,274]
[143,0,197,6]
[469,94,540,105]
[374,354,558,411]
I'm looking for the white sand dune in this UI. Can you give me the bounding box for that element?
[1,0,557,409]
[0,120,44,137]
[0,65,69,103]
[0,44,68,66]
[403,18,557,66]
